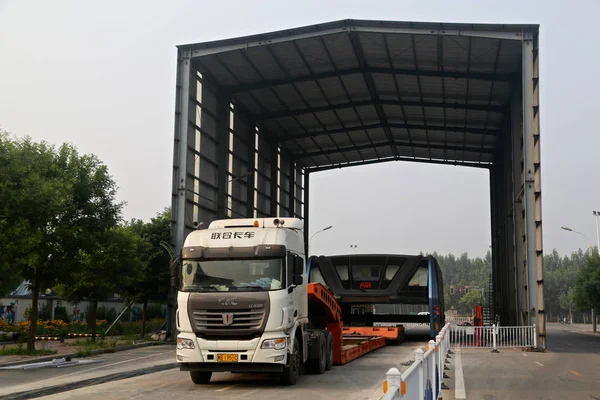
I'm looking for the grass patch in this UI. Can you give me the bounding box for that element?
[74,338,118,357]
[0,345,56,356]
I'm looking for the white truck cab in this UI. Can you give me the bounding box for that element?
[175,217,330,385]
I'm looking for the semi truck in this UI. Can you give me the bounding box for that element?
[174,217,400,385]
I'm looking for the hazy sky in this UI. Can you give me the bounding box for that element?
[1,0,599,258]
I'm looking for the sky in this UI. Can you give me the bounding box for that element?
[1,0,599,259]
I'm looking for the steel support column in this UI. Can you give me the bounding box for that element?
[522,33,545,348]
[216,98,229,219]
[511,88,526,326]
[304,170,310,257]
[174,50,192,253]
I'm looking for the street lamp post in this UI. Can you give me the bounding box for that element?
[309,225,332,256]
[593,211,600,254]
[561,226,593,256]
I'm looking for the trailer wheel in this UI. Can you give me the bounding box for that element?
[306,331,326,374]
[190,371,212,384]
[324,331,334,371]
[280,336,300,385]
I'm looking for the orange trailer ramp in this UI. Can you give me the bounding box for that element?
[308,283,403,365]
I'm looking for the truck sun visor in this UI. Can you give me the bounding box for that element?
[182,244,287,259]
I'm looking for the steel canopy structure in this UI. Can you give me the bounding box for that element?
[171,19,545,348]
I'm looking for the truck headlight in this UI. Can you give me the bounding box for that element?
[177,337,195,350]
[261,338,286,350]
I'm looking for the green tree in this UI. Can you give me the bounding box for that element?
[0,133,122,350]
[125,207,171,338]
[458,290,484,315]
[57,226,144,341]
[574,255,600,312]
[559,287,577,323]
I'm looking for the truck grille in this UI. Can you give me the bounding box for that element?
[192,309,266,330]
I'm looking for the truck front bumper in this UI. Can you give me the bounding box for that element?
[175,332,288,367]
[180,362,284,373]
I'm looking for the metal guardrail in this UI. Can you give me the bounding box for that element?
[381,323,451,400]
[449,324,536,350]
[380,323,537,399]
[446,316,472,325]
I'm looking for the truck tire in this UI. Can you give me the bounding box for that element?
[280,336,300,385]
[324,330,334,371]
[306,331,326,375]
[190,371,212,384]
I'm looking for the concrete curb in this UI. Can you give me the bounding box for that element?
[0,341,174,368]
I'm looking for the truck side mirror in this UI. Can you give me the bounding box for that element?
[292,274,303,286]
[293,258,304,275]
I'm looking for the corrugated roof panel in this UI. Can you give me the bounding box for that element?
[294,80,327,108]
[423,107,444,124]
[468,38,501,74]
[313,110,343,129]
[382,104,405,121]
[251,88,288,113]
[196,57,238,86]
[294,113,321,132]
[402,105,424,121]
[234,92,265,115]
[441,36,471,72]
[185,19,533,168]
[360,147,380,160]
[341,150,363,163]
[245,46,289,82]
[395,75,422,101]
[323,33,360,70]
[268,41,312,78]
[365,126,387,142]
[373,73,397,97]
[496,40,522,73]
[216,51,264,83]
[295,36,336,74]
[355,104,378,122]
[335,107,360,125]
[413,35,440,71]
[271,84,306,111]
[340,74,370,101]
[359,32,390,68]
[318,77,349,105]
[386,33,420,69]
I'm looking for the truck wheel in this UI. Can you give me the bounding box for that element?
[280,336,300,385]
[306,332,326,374]
[325,331,334,371]
[190,371,212,384]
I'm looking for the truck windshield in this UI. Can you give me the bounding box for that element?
[181,258,285,292]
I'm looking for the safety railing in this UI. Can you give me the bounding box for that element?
[379,323,537,399]
[449,324,536,350]
[381,323,451,400]
[446,316,472,325]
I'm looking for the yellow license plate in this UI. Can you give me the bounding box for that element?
[217,354,239,362]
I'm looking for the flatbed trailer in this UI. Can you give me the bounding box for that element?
[307,282,403,365]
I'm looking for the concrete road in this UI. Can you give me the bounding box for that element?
[445,323,600,399]
[0,345,176,399]
[27,337,428,400]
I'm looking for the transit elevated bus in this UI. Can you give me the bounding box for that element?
[307,254,445,337]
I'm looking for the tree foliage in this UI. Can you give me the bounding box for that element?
[56,226,145,341]
[574,255,600,312]
[0,133,122,349]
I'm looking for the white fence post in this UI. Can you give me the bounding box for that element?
[428,340,436,399]
[416,348,424,399]
[533,324,537,349]
[384,367,401,399]
[491,324,499,353]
